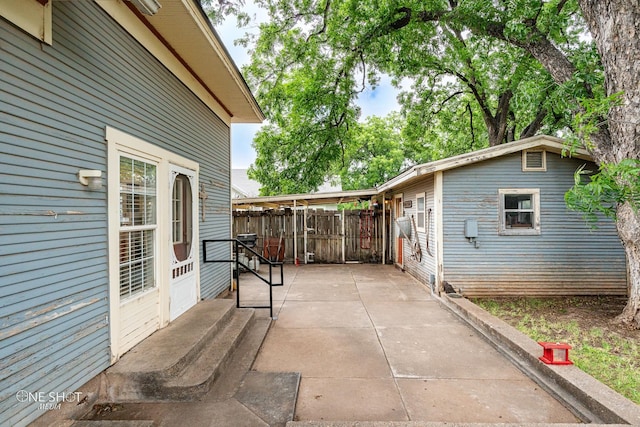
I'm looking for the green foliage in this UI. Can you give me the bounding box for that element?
[565,159,640,225]
[209,0,596,194]
[201,0,250,26]
[567,92,622,153]
[338,114,408,190]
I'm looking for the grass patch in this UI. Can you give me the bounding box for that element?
[473,297,640,404]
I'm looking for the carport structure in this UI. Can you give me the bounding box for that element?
[232,188,385,265]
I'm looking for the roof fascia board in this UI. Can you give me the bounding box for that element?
[231,188,378,207]
[183,0,264,123]
[95,0,232,123]
[95,0,263,124]
[378,135,591,192]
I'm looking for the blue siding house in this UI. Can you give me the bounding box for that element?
[378,135,627,297]
[0,1,262,425]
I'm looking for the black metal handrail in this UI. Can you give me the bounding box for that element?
[202,239,284,319]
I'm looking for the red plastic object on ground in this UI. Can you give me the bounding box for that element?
[538,341,573,365]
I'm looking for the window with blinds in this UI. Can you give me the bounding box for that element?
[119,156,157,299]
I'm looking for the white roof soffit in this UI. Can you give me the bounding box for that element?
[378,135,592,192]
[96,0,264,124]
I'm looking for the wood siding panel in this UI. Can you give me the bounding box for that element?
[119,290,160,356]
[441,152,626,296]
[1,1,231,424]
[390,177,437,288]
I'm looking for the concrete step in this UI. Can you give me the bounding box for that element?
[77,314,300,427]
[161,308,255,399]
[104,299,255,401]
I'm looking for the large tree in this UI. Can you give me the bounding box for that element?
[208,0,640,327]
[439,0,640,327]
[219,0,576,194]
[339,114,409,190]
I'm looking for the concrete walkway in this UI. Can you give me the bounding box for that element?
[240,264,579,424]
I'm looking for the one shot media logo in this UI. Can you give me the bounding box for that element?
[15,390,82,411]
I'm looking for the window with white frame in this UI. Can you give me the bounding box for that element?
[499,189,540,235]
[416,193,426,231]
[119,156,157,299]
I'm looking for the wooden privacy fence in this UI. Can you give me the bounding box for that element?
[232,208,391,264]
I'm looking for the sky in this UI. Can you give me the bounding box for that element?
[215,4,402,169]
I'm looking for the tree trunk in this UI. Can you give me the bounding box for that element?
[577,1,640,328]
[614,202,640,327]
[506,1,640,327]
[482,90,513,147]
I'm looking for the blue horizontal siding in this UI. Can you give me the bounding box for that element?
[391,177,437,286]
[441,151,626,296]
[0,1,233,424]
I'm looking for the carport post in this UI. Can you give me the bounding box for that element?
[382,192,386,264]
[293,199,297,264]
[341,210,345,263]
[304,205,308,264]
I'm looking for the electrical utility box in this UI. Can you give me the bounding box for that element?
[464,219,478,238]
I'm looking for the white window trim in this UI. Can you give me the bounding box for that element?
[118,155,158,300]
[416,192,426,232]
[498,188,541,236]
[106,126,199,362]
[522,150,547,171]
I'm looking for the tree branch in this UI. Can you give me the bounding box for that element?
[521,107,548,138]
[466,102,475,148]
[306,0,331,41]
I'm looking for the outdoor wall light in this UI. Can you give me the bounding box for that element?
[78,170,103,191]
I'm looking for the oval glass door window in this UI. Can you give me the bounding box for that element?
[172,174,193,261]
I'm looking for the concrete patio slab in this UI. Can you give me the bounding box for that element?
[157,400,269,427]
[275,301,373,329]
[377,325,525,379]
[235,371,301,427]
[284,282,361,301]
[295,378,408,422]
[356,283,432,302]
[250,264,589,424]
[365,301,457,327]
[396,377,579,423]
[253,327,391,378]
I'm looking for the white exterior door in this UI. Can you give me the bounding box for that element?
[108,127,201,362]
[169,165,198,321]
